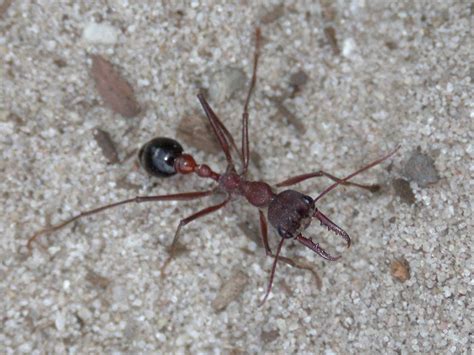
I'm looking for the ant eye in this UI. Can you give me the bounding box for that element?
[302,195,313,205]
[277,226,293,239]
[139,137,183,177]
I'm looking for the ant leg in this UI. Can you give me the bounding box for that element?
[259,210,294,264]
[199,94,243,163]
[241,27,261,175]
[314,145,400,203]
[259,237,285,306]
[27,190,214,250]
[259,210,321,287]
[275,171,379,192]
[161,196,231,275]
[258,209,272,255]
[197,94,241,167]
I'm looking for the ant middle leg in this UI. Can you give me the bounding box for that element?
[275,170,379,192]
[259,210,295,267]
[161,196,231,276]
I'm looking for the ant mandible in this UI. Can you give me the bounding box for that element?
[27,28,399,305]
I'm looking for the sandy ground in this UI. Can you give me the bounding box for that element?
[1,1,472,354]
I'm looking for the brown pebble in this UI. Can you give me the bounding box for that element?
[392,178,416,205]
[85,270,111,289]
[212,270,249,312]
[324,26,340,55]
[289,70,309,88]
[391,258,410,282]
[91,55,141,118]
[261,329,280,343]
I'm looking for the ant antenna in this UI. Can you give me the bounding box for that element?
[314,145,401,203]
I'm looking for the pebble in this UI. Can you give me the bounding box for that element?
[83,22,119,44]
[404,147,440,187]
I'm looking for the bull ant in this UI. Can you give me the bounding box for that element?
[27,28,399,304]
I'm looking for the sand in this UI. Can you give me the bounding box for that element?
[1,1,471,353]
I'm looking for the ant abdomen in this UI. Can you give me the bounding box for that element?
[138,137,183,177]
[267,190,314,239]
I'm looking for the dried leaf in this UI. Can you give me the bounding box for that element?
[176,114,220,154]
[212,270,249,312]
[85,270,111,289]
[91,55,140,118]
[324,26,340,55]
[93,128,120,164]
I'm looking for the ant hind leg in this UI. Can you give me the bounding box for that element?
[27,190,215,251]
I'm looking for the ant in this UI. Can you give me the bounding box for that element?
[27,28,399,305]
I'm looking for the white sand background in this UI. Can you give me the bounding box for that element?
[1,1,472,353]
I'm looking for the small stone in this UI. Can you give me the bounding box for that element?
[289,70,309,89]
[391,258,410,282]
[83,22,119,44]
[392,178,416,204]
[261,329,280,343]
[404,147,440,187]
[342,38,356,58]
[55,311,66,332]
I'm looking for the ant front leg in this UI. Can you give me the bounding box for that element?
[160,196,231,276]
[275,170,380,192]
[258,210,322,299]
[241,27,261,175]
[258,211,317,270]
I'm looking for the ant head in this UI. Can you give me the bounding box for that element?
[268,190,315,240]
[139,137,183,177]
